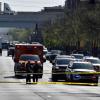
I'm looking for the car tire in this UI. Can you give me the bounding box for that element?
[52,77,57,82]
[52,74,57,82]
[70,74,73,82]
[92,80,98,86]
[15,72,19,77]
[65,78,70,82]
[93,83,98,86]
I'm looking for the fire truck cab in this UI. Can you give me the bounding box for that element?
[13,43,46,77]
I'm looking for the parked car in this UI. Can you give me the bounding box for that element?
[83,56,100,72]
[52,57,75,81]
[50,50,62,55]
[45,52,52,60]
[46,52,59,63]
[56,55,75,59]
[52,55,75,65]
[7,47,15,56]
[66,61,98,86]
[2,42,10,49]
[70,54,84,61]
[43,46,48,55]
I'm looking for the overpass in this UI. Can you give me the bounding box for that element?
[0,11,64,29]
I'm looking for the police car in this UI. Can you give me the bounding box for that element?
[66,61,98,85]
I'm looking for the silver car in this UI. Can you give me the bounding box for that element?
[84,56,100,72]
[66,61,98,85]
[70,54,84,61]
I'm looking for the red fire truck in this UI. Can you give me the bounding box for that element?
[13,43,46,77]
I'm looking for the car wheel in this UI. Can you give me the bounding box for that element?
[70,74,73,82]
[52,74,57,82]
[91,80,98,86]
[93,83,98,86]
[15,72,19,77]
[52,77,57,82]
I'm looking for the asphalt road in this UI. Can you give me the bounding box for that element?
[0,50,100,100]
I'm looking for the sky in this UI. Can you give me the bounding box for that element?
[0,0,65,12]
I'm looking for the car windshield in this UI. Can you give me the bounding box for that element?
[19,55,40,61]
[72,63,93,70]
[72,54,83,59]
[56,59,71,65]
[51,50,61,54]
[86,59,100,64]
[56,55,75,59]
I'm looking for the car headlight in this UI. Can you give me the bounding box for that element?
[55,66,59,69]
